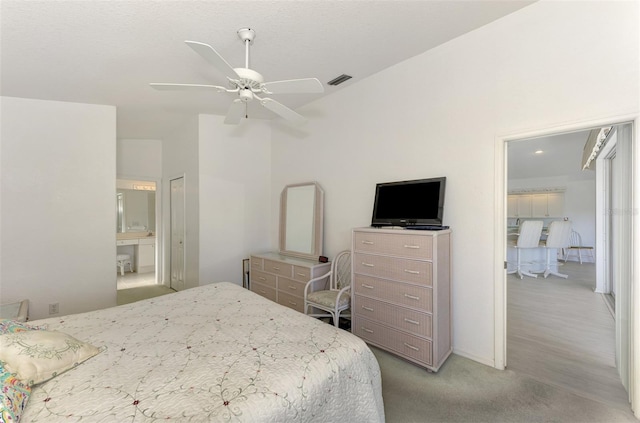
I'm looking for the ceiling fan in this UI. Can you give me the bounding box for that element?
[150,28,324,125]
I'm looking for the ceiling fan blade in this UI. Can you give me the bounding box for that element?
[149,83,228,92]
[262,78,324,94]
[185,40,239,80]
[260,98,307,124]
[224,99,245,125]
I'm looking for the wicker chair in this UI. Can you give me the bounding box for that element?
[304,250,351,327]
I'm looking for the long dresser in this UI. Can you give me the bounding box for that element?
[351,227,452,372]
[249,252,331,313]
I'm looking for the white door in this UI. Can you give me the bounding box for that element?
[170,177,185,291]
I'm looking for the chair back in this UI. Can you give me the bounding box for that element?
[517,220,543,248]
[546,220,572,248]
[332,250,351,290]
[569,230,582,247]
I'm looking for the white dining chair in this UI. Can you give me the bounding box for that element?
[563,230,594,264]
[543,220,572,278]
[508,220,544,279]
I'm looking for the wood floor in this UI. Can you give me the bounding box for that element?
[507,260,631,411]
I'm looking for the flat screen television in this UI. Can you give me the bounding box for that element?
[371,177,446,228]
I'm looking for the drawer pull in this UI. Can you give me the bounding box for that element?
[403,342,420,352]
[296,272,306,277]
[404,318,420,325]
[362,262,374,267]
[362,327,374,334]
[361,240,374,245]
[259,290,266,294]
[272,266,280,271]
[404,245,421,249]
[404,294,420,300]
[288,285,297,290]
[258,276,266,281]
[362,306,374,312]
[404,269,420,275]
[361,283,374,289]
[288,301,297,306]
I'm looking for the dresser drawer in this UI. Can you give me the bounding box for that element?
[354,274,432,311]
[277,290,305,313]
[354,231,432,259]
[250,270,277,289]
[250,256,263,270]
[354,317,432,366]
[355,295,432,338]
[263,259,293,278]
[293,265,311,282]
[279,277,305,298]
[251,282,277,302]
[354,253,432,285]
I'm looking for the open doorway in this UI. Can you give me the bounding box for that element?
[503,123,633,410]
[116,178,160,289]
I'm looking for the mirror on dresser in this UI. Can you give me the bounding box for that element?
[279,182,324,260]
[249,181,328,313]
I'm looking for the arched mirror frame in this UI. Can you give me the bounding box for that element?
[279,182,324,261]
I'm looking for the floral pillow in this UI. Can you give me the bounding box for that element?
[0,330,102,386]
[0,319,46,334]
[0,361,31,423]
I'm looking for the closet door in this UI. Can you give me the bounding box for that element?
[170,177,185,291]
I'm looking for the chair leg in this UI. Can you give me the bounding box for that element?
[543,248,568,279]
[518,249,538,278]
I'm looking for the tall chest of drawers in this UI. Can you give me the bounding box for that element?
[249,252,330,313]
[352,227,452,372]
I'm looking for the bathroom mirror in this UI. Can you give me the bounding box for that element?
[116,188,156,233]
[279,182,324,261]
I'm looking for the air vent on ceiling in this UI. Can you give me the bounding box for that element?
[327,74,352,86]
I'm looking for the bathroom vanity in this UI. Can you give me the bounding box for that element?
[116,232,156,273]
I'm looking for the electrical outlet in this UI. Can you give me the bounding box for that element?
[49,303,59,315]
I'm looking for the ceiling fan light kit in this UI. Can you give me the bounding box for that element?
[150,28,324,125]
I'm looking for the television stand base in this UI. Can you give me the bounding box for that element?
[407,225,449,231]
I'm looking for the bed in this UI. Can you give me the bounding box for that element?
[13,282,384,422]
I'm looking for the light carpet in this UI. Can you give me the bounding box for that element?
[374,347,636,422]
[117,285,176,305]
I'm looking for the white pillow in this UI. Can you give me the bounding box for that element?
[0,330,101,385]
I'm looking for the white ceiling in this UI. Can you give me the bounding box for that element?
[1,0,535,139]
[508,129,593,181]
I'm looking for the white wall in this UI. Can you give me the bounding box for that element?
[270,0,639,365]
[1,97,117,320]
[161,114,271,288]
[117,138,162,179]
[198,115,271,285]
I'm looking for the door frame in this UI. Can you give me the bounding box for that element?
[493,114,639,415]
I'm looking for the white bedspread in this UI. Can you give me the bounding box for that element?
[23,282,384,422]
